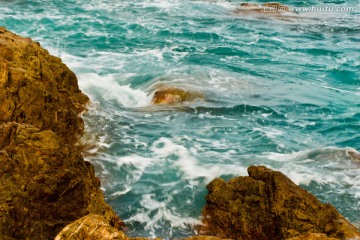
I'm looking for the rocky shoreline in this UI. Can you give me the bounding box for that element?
[0,27,122,239]
[0,27,359,240]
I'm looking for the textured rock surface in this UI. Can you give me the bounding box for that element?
[184,236,229,240]
[151,86,204,104]
[56,214,160,240]
[199,165,360,240]
[55,214,128,240]
[0,27,123,240]
[287,233,339,240]
[0,27,88,145]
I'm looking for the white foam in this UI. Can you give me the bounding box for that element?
[151,137,247,182]
[76,72,151,108]
[116,155,154,174]
[253,127,284,139]
[262,147,360,190]
[126,193,201,238]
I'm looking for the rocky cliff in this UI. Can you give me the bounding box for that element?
[0,27,123,240]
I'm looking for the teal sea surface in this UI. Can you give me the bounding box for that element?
[1,0,360,238]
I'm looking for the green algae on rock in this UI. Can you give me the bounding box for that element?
[198,166,360,240]
[0,27,123,240]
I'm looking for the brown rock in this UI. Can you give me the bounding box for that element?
[55,214,160,240]
[287,233,339,240]
[55,214,128,240]
[0,26,89,145]
[235,2,291,14]
[151,86,204,105]
[0,27,123,240]
[198,166,360,240]
[347,149,360,161]
[184,236,230,240]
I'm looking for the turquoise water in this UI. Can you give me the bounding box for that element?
[1,0,360,238]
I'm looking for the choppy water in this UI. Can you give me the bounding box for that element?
[1,0,360,238]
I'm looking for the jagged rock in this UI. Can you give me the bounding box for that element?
[151,86,204,105]
[0,27,123,240]
[0,27,89,145]
[198,166,360,240]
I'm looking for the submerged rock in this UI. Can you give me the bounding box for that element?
[0,27,123,239]
[151,86,204,105]
[235,2,292,14]
[347,149,360,161]
[198,166,360,240]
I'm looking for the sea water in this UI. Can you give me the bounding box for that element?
[1,0,360,238]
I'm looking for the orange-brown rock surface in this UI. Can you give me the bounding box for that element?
[287,233,339,240]
[55,214,130,240]
[55,213,162,240]
[184,236,229,240]
[0,27,123,240]
[0,27,88,145]
[198,166,360,240]
[151,86,204,105]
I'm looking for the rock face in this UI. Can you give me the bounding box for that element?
[0,27,89,145]
[151,86,204,105]
[55,214,129,240]
[0,27,123,239]
[199,166,360,240]
[56,214,160,240]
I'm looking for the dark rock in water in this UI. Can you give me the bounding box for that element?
[151,86,204,105]
[198,166,360,240]
[0,27,123,240]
